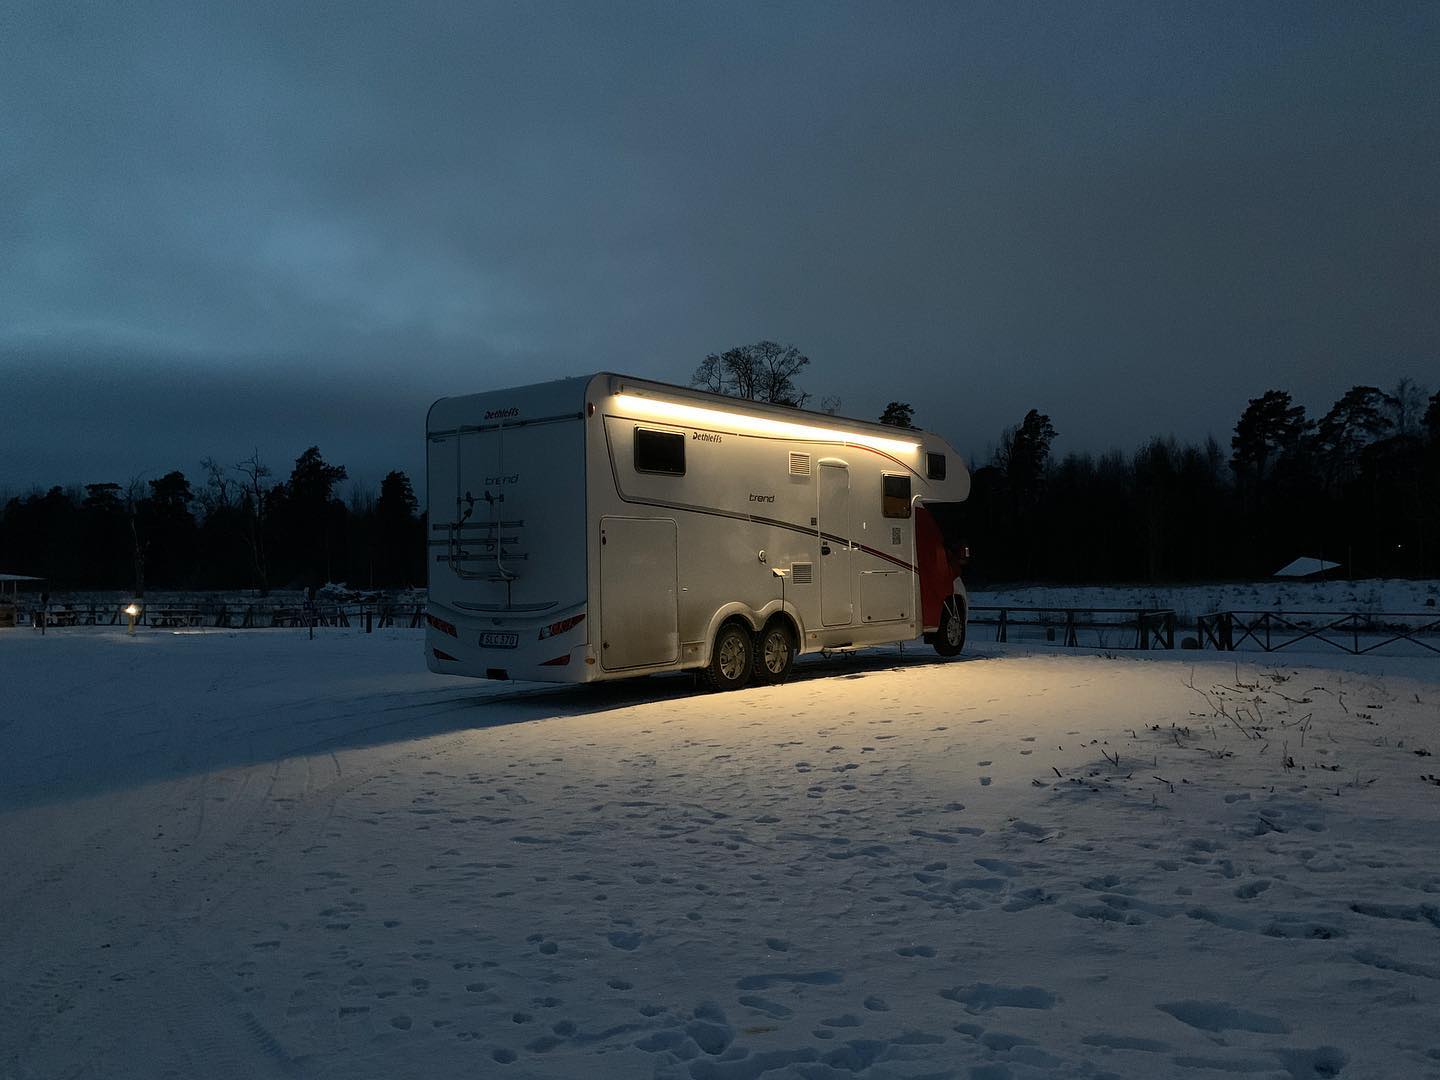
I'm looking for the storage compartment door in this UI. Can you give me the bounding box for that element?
[599,517,679,670]
[860,568,910,623]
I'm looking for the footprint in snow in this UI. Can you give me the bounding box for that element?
[940,983,1058,1012]
[974,858,1022,877]
[1081,1032,1169,1053]
[1010,820,1051,838]
[896,945,936,957]
[1156,1000,1289,1034]
[736,971,843,990]
[737,995,792,1019]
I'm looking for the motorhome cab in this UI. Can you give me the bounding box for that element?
[426,373,971,690]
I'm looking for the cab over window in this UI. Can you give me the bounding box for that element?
[882,474,911,518]
[635,428,685,475]
[927,452,946,480]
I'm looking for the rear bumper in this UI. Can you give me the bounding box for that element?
[424,610,599,683]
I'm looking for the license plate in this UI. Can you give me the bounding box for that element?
[478,632,518,649]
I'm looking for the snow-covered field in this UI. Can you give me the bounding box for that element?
[3,628,1439,1079]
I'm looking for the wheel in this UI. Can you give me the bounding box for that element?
[932,595,967,657]
[704,622,755,691]
[752,621,796,683]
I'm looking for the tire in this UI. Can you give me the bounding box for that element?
[752,621,796,684]
[932,595,967,658]
[704,622,755,691]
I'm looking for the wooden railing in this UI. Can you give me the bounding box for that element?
[968,606,1177,650]
[20,602,427,632]
[1197,611,1440,655]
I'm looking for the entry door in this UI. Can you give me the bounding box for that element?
[599,517,679,670]
[818,464,853,626]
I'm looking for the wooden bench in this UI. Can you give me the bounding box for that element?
[149,610,204,628]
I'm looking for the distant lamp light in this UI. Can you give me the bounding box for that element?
[125,602,140,634]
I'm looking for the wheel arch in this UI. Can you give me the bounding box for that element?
[759,608,802,650]
[700,604,763,666]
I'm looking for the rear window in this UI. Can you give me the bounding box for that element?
[634,428,685,475]
[882,474,912,518]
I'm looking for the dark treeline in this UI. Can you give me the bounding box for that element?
[966,381,1440,585]
[0,447,425,594]
[4,380,1438,593]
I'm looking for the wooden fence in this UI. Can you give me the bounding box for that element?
[968,606,1177,650]
[1197,610,1440,655]
[21,601,426,632]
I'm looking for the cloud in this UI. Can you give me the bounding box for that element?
[1,1,1435,489]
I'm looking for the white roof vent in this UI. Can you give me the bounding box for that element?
[788,452,812,476]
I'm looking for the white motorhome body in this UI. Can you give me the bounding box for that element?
[426,373,971,687]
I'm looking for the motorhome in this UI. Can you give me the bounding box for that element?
[426,373,971,689]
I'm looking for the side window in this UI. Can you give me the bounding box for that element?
[634,428,685,475]
[882,474,912,518]
[926,452,946,480]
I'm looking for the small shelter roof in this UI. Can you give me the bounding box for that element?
[1273,557,1342,579]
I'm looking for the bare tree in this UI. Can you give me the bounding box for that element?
[691,341,812,407]
[236,450,272,594]
[196,457,235,516]
[123,475,147,597]
[1387,377,1429,438]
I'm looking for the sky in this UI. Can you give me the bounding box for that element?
[2,0,1436,496]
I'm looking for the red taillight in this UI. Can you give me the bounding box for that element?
[426,613,458,637]
[432,648,459,661]
[540,653,571,666]
[538,613,585,640]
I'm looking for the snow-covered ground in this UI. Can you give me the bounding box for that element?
[3,628,1439,1079]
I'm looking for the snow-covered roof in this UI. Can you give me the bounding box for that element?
[0,573,44,582]
[1273,556,1342,578]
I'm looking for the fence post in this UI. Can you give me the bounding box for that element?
[1137,610,1148,650]
[997,609,1008,643]
[366,609,373,633]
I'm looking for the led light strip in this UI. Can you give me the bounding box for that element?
[613,394,920,455]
